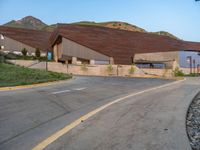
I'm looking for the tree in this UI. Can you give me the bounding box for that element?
[35,48,41,58]
[21,48,27,56]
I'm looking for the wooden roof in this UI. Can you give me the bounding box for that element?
[0,26,51,51]
[50,24,200,64]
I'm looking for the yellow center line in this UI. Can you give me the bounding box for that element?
[32,78,186,150]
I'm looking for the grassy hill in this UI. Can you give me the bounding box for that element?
[4,16,47,30]
[71,21,146,32]
[3,16,179,39]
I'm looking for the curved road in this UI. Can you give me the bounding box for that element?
[0,76,199,150]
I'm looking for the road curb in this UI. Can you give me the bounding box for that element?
[0,77,74,92]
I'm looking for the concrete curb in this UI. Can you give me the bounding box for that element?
[0,77,74,92]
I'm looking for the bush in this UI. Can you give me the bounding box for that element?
[5,52,18,59]
[81,63,88,72]
[0,51,5,56]
[0,56,4,63]
[174,67,184,77]
[35,48,41,58]
[129,65,135,74]
[21,48,28,56]
[107,64,113,74]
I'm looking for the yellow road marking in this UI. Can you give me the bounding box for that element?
[32,78,186,150]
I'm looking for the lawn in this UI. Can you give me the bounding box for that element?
[0,63,72,87]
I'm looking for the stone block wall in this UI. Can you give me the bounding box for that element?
[7,60,174,78]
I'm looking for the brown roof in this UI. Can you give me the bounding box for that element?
[182,41,200,51]
[50,24,200,64]
[0,26,51,51]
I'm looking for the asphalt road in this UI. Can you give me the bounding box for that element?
[0,76,199,150]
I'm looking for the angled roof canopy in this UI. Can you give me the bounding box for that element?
[50,24,200,64]
[0,26,51,51]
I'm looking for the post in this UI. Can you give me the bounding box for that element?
[117,65,119,76]
[193,59,196,74]
[46,50,48,71]
[197,64,200,74]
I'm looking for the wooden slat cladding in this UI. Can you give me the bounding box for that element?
[0,26,51,51]
[50,24,200,65]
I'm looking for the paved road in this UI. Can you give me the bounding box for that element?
[0,76,199,150]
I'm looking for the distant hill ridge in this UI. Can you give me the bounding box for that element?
[4,16,47,30]
[2,16,179,39]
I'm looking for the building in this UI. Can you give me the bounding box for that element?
[0,26,51,55]
[1,24,200,74]
[49,24,200,70]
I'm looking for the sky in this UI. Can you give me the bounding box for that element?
[0,0,200,41]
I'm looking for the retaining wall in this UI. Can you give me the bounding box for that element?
[7,60,174,78]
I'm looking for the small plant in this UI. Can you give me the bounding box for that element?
[129,65,135,74]
[35,48,41,58]
[21,48,27,56]
[113,23,117,27]
[81,63,88,72]
[107,64,113,74]
[173,67,184,77]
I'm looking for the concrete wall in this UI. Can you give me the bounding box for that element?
[8,60,174,78]
[141,68,173,77]
[6,60,38,67]
[180,68,199,74]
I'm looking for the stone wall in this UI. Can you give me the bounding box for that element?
[7,60,174,78]
[6,59,38,67]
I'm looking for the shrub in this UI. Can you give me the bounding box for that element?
[81,63,88,72]
[174,67,184,77]
[107,64,113,74]
[5,52,18,59]
[35,48,41,58]
[0,56,4,63]
[21,48,27,56]
[129,65,135,74]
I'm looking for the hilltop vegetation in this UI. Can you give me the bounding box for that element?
[71,21,146,32]
[2,16,179,39]
[4,16,47,30]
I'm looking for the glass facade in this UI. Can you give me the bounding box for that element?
[179,51,200,68]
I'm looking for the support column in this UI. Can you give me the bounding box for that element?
[53,44,58,62]
[90,59,95,65]
[72,57,77,64]
[109,57,114,65]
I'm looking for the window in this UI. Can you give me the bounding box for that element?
[0,34,4,40]
[0,45,4,50]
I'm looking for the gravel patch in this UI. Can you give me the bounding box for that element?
[186,92,200,150]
